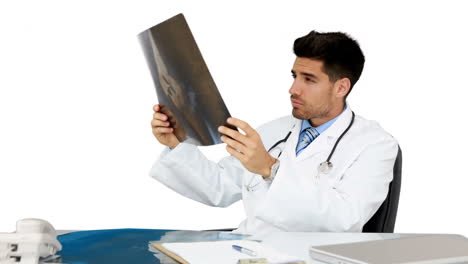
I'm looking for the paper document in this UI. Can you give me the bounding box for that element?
[151,240,304,264]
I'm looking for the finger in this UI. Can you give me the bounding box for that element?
[226,145,245,162]
[218,126,249,144]
[151,119,171,128]
[227,117,256,136]
[153,112,168,121]
[153,104,161,112]
[153,127,173,134]
[221,135,247,154]
[151,119,170,128]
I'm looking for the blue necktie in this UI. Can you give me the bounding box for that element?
[296,127,320,156]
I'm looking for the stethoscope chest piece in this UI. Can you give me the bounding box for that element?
[318,161,333,174]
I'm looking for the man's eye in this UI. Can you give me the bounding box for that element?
[291,74,296,78]
[305,78,315,83]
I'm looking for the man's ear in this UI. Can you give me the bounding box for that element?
[334,78,351,99]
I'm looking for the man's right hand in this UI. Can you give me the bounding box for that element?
[151,104,180,149]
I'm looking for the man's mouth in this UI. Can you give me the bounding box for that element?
[291,99,303,107]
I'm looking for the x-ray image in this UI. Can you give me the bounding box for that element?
[138,13,236,146]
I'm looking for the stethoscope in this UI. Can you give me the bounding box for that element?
[245,111,355,192]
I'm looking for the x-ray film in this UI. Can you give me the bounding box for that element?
[138,13,236,146]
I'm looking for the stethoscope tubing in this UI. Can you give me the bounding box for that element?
[268,111,355,166]
[245,111,355,191]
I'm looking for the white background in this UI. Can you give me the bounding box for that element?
[1,0,467,235]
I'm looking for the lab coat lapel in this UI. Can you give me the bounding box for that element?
[294,106,354,162]
[284,118,302,159]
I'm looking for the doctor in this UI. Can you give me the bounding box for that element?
[149,30,398,235]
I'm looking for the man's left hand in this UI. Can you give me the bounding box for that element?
[218,117,276,178]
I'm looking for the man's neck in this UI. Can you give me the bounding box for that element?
[309,104,345,127]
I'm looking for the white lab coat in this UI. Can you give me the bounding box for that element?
[149,106,399,235]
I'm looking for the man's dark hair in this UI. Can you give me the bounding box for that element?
[293,31,365,97]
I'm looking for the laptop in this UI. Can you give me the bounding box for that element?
[309,234,468,264]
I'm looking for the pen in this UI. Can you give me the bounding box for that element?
[232,245,257,257]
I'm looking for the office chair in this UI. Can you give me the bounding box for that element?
[362,145,402,233]
[207,146,402,233]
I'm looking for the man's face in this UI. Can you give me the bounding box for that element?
[289,57,340,125]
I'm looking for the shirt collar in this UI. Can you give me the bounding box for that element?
[300,104,348,135]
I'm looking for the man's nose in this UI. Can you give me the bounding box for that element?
[289,79,301,95]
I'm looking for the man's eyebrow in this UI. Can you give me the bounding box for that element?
[291,69,318,79]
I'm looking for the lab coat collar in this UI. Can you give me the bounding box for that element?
[285,104,353,162]
[320,103,353,138]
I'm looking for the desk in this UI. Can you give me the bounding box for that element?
[57,229,246,264]
[55,229,415,264]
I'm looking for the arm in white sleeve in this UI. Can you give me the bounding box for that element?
[255,137,399,232]
[149,142,244,207]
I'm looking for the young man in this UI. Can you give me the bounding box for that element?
[150,31,399,235]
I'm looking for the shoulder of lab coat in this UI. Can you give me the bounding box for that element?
[256,115,297,149]
[254,112,399,232]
